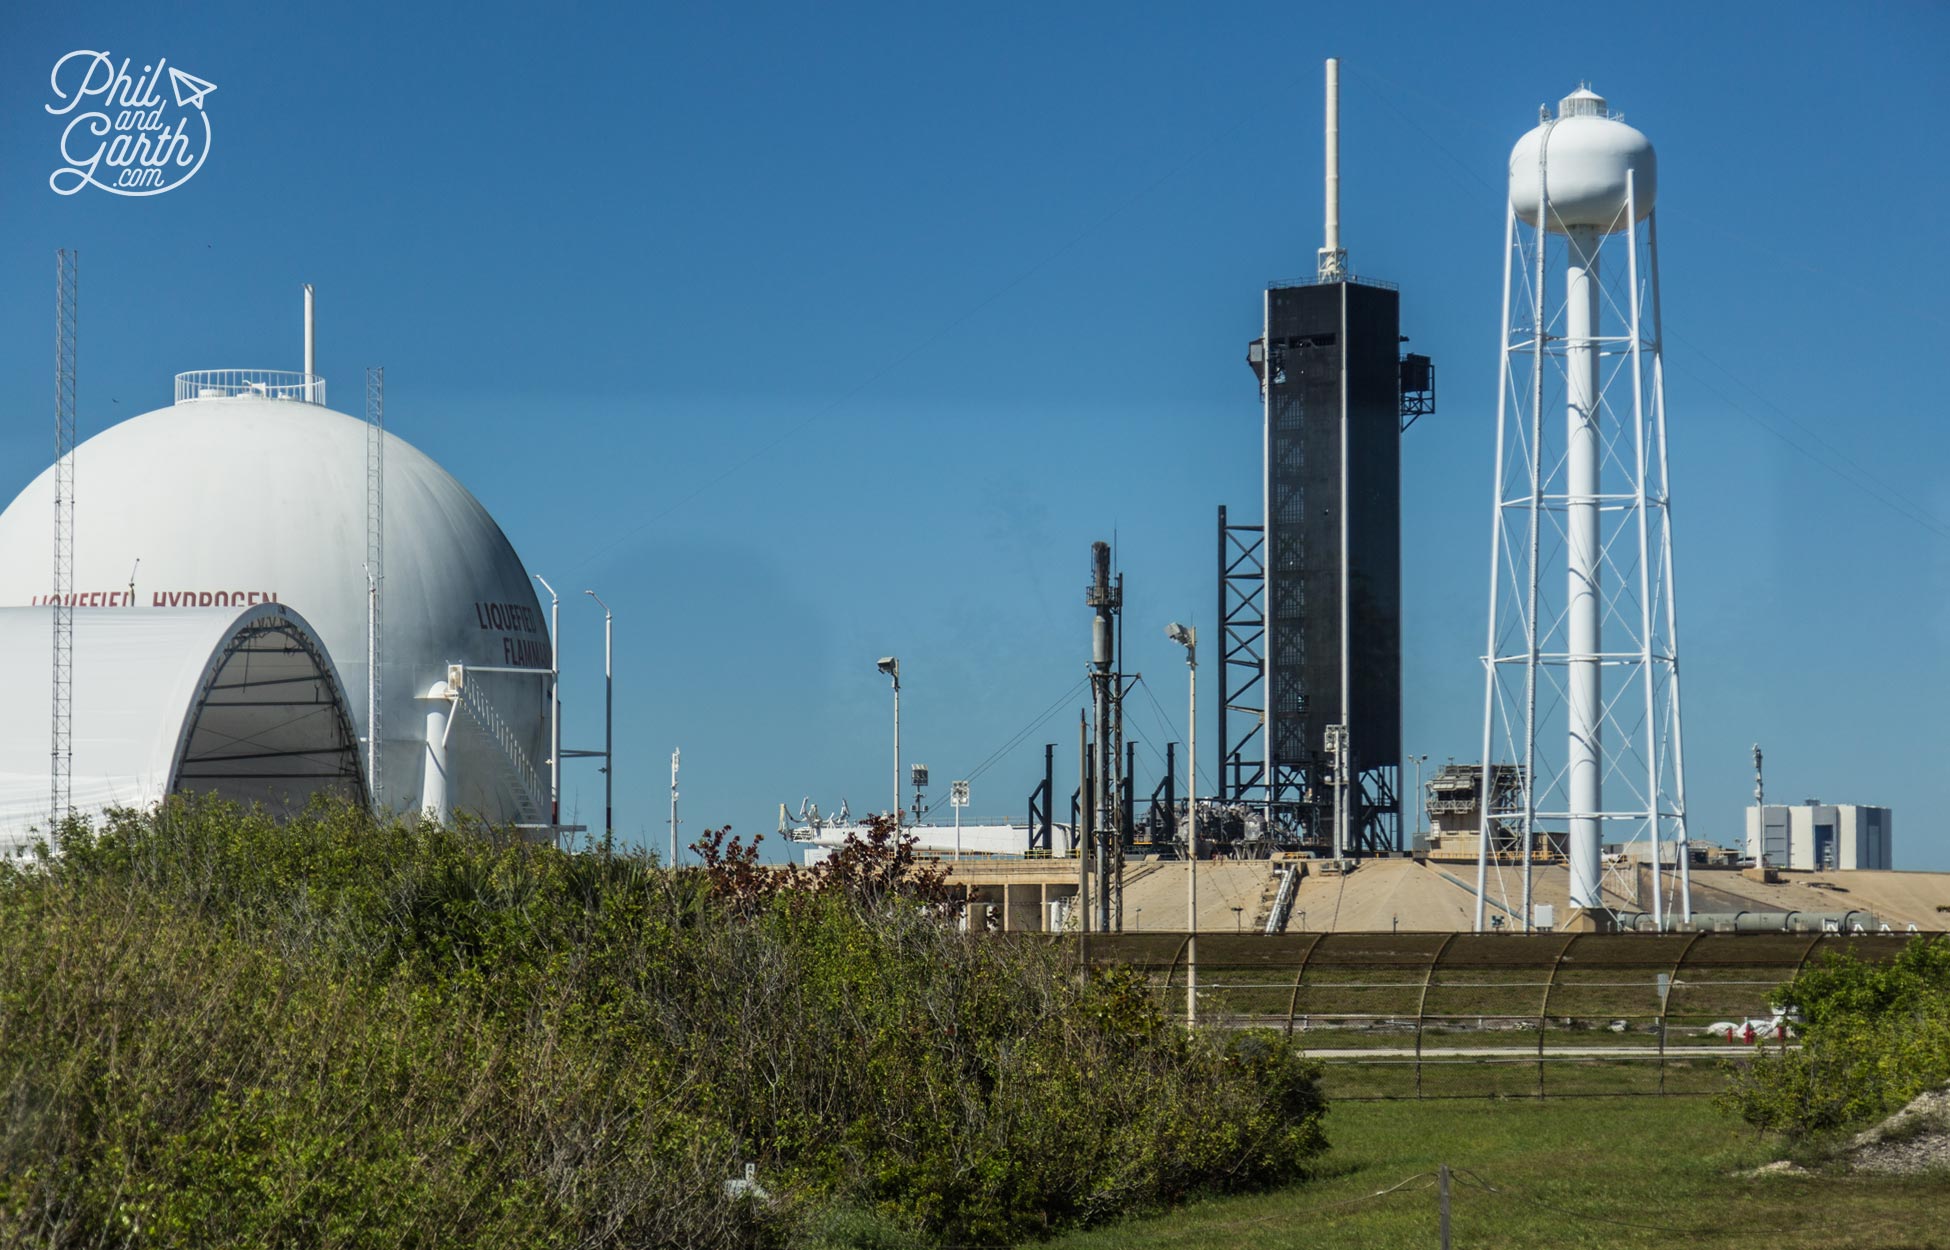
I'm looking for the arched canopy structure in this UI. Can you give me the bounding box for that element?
[0,603,364,850]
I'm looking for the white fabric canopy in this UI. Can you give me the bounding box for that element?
[0,603,364,851]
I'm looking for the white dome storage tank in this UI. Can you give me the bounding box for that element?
[1507,87,1657,232]
[0,370,551,828]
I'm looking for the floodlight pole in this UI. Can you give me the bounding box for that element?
[878,657,901,826]
[1168,623,1198,1027]
[584,590,612,856]
[535,574,560,829]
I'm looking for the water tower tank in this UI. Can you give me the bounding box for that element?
[1508,87,1657,233]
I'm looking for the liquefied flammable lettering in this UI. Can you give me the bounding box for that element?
[503,636,550,668]
[475,601,540,634]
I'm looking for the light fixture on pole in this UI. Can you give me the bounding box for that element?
[535,574,560,832]
[584,590,612,856]
[876,656,900,826]
[1166,621,1197,1027]
[950,779,969,861]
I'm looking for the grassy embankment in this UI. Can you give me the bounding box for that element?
[1048,1093,1949,1250]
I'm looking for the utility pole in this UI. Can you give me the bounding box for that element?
[1077,709,1090,934]
[670,748,680,864]
[1411,753,1429,839]
[1112,570,1125,930]
[535,575,560,831]
[1086,542,1119,932]
[585,591,612,856]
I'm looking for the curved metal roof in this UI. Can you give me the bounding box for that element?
[0,602,364,850]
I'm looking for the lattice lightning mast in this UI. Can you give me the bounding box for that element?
[365,360,385,813]
[50,250,78,841]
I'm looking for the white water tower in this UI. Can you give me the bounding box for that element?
[1476,86,1691,929]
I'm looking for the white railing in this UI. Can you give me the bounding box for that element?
[175,369,326,405]
[1264,864,1301,935]
[455,679,547,826]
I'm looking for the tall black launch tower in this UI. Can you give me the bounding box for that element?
[1215,60,1433,857]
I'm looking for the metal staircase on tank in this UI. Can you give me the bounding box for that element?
[453,679,547,828]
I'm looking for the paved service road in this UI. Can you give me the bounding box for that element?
[1299,1044,1783,1059]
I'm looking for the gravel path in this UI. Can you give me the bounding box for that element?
[1846,1088,1950,1176]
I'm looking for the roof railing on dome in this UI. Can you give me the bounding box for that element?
[175,369,325,406]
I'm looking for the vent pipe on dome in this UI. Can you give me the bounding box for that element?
[303,284,316,380]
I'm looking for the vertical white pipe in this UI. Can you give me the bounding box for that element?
[1324,58,1340,256]
[1566,224,1603,911]
[303,284,315,380]
[421,703,450,823]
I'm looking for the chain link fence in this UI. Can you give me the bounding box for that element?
[1062,930,1929,1098]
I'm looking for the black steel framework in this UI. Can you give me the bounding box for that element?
[1025,743,1054,854]
[1219,276,1411,857]
[1216,505,1268,807]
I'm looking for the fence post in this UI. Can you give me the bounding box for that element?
[1438,1163,1451,1250]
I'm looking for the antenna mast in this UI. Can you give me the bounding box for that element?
[365,363,385,812]
[1317,58,1348,282]
[51,249,78,841]
[669,748,681,864]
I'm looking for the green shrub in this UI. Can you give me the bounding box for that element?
[0,799,1327,1248]
[1722,935,1950,1138]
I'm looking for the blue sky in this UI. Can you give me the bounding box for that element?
[2,3,1946,868]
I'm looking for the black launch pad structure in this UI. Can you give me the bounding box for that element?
[1217,274,1432,858]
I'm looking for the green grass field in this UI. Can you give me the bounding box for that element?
[1044,1094,1949,1249]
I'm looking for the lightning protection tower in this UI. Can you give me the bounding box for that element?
[50,249,78,842]
[1476,86,1690,931]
